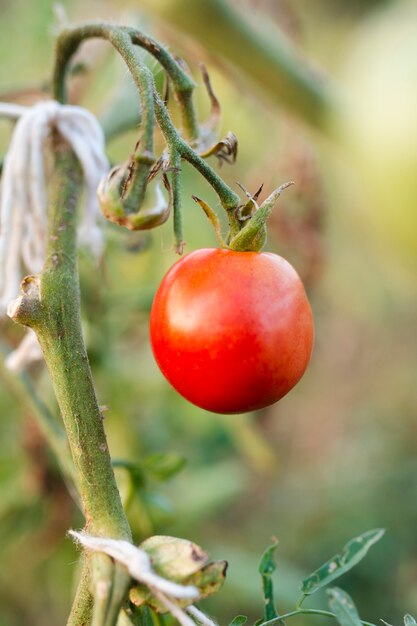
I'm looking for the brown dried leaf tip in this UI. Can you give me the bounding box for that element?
[200,131,238,166]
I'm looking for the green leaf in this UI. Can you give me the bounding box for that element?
[328,588,362,626]
[259,540,279,622]
[229,617,247,626]
[405,615,417,626]
[144,452,186,481]
[300,528,385,596]
[259,540,278,577]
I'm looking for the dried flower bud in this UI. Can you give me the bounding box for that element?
[98,165,170,231]
[129,535,227,612]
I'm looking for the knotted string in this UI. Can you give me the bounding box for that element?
[0,100,109,370]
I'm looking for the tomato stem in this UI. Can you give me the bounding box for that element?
[53,24,199,145]
[0,345,78,499]
[9,135,132,625]
[54,25,158,226]
[170,148,184,253]
[53,23,243,248]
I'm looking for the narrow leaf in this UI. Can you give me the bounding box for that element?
[199,131,238,165]
[405,615,417,626]
[300,528,385,596]
[229,616,247,626]
[328,588,362,626]
[259,540,278,577]
[192,195,226,248]
[259,540,279,622]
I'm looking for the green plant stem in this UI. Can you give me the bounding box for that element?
[139,0,339,132]
[53,22,243,235]
[67,556,93,626]
[9,136,131,625]
[109,31,155,213]
[126,28,199,144]
[55,25,157,215]
[152,90,241,230]
[0,346,78,495]
[53,23,199,144]
[20,370,80,497]
[39,139,130,538]
[259,608,377,626]
[169,148,184,253]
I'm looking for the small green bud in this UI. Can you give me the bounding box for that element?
[129,535,227,612]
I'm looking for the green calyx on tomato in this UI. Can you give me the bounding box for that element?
[150,247,314,414]
[193,181,294,253]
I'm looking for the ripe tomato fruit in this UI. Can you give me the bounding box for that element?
[150,248,314,414]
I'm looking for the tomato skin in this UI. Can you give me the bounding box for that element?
[150,248,314,414]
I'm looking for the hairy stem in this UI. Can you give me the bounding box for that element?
[67,556,93,626]
[53,23,199,144]
[10,135,131,625]
[153,90,241,227]
[126,27,199,144]
[109,30,155,213]
[169,148,184,253]
[38,138,130,538]
[53,22,243,237]
[0,347,78,496]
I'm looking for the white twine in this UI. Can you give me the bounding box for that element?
[187,605,218,626]
[69,531,218,626]
[4,329,43,372]
[151,587,197,626]
[0,100,110,370]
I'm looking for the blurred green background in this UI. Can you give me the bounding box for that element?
[0,0,417,624]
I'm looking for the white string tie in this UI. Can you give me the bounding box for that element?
[69,531,218,626]
[0,100,109,370]
[5,328,43,372]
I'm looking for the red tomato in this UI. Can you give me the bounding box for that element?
[150,248,314,414]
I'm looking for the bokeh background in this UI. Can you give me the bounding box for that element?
[0,0,417,624]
